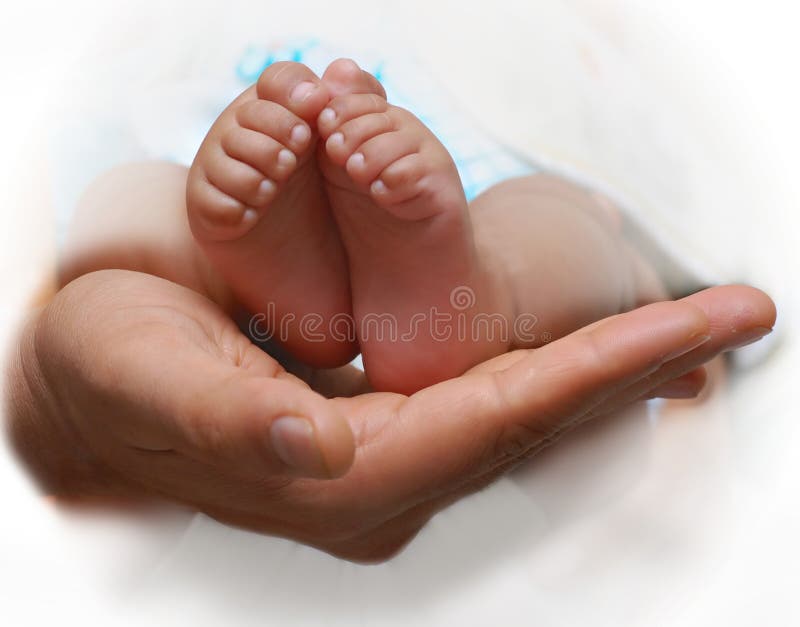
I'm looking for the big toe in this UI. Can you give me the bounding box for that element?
[322,58,386,98]
[256,61,330,122]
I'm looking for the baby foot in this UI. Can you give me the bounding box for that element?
[187,62,356,367]
[317,59,507,393]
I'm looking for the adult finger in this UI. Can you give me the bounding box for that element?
[643,367,708,400]
[591,284,776,413]
[354,298,711,510]
[153,354,356,479]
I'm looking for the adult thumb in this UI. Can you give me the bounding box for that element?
[173,362,356,479]
[111,342,357,480]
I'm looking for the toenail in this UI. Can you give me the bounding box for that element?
[319,108,336,125]
[290,81,317,103]
[277,148,296,167]
[258,179,276,198]
[328,132,344,147]
[242,208,259,225]
[347,152,365,169]
[290,124,310,146]
[370,179,387,195]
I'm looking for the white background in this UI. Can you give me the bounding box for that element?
[1,1,798,625]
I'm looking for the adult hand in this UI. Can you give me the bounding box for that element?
[5,269,775,561]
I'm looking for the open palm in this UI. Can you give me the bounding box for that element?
[18,268,774,561]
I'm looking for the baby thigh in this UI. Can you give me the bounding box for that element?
[470,173,646,347]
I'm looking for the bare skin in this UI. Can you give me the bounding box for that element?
[186,61,356,367]
[13,160,775,561]
[315,60,494,393]
[187,59,667,393]
[6,270,775,561]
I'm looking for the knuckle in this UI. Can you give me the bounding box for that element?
[491,420,552,464]
[484,370,567,465]
[181,401,232,460]
[568,332,608,374]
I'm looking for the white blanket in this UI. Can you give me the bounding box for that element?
[3,1,796,626]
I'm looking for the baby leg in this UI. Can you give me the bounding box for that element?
[471,173,667,349]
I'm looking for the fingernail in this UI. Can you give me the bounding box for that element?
[290,81,317,103]
[728,326,773,351]
[664,333,712,362]
[270,416,328,476]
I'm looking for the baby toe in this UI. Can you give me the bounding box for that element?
[221,126,297,183]
[371,153,426,205]
[321,58,386,99]
[203,147,277,209]
[256,61,329,121]
[317,93,388,137]
[236,99,312,156]
[325,112,395,166]
[345,131,419,187]
[186,176,259,241]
